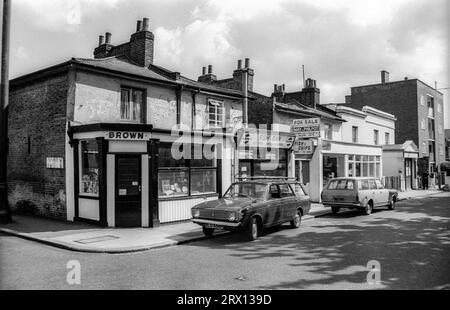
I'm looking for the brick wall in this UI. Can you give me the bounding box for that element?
[350,80,419,146]
[7,74,68,219]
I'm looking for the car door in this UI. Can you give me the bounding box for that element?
[265,184,283,226]
[359,179,371,206]
[376,179,389,206]
[279,183,297,221]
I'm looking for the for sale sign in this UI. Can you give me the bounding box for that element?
[292,118,320,138]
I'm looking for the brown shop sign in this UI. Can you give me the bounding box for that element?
[105,131,151,141]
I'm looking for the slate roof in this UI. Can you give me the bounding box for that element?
[274,101,345,122]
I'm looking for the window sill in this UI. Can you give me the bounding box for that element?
[159,193,218,201]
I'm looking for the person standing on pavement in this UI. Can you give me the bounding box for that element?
[422,171,429,190]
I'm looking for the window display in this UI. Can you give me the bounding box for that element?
[158,143,218,198]
[80,140,99,196]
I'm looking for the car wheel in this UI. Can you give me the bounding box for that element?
[202,227,215,237]
[246,218,259,241]
[290,211,302,229]
[363,201,373,215]
[388,197,396,210]
[331,207,340,214]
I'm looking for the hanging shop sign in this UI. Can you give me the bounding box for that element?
[238,129,296,149]
[294,140,314,155]
[105,131,151,141]
[292,118,320,138]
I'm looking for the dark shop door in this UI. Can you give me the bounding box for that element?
[115,155,142,227]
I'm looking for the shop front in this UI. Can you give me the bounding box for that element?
[68,123,233,227]
[308,140,383,202]
[382,141,419,191]
[237,129,296,179]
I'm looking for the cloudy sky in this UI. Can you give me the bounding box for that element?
[1,0,449,127]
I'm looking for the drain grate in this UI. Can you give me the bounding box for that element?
[74,235,120,244]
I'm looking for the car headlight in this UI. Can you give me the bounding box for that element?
[192,210,200,218]
[228,212,237,222]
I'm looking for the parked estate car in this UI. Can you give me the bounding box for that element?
[321,177,398,215]
[192,178,311,241]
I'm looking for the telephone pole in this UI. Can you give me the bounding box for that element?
[0,0,12,223]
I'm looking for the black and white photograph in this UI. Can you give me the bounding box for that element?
[0,0,449,295]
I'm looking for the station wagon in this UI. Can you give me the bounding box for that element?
[321,177,398,215]
[192,178,311,241]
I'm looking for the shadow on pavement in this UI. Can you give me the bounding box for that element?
[188,194,450,289]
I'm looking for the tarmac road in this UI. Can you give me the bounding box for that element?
[1,192,449,290]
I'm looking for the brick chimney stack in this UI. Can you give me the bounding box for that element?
[301,78,320,108]
[198,65,217,84]
[93,18,155,67]
[129,18,154,67]
[232,58,254,92]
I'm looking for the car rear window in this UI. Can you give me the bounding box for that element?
[327,180,355,190]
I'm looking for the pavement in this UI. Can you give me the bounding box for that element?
[0,189,443,254]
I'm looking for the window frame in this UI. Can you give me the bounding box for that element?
[207,98,225,128]
[79,139,99,197]
[352,126,358,143]
[157,143,218,199]
[120,87,146,123]
[373,130,379,145]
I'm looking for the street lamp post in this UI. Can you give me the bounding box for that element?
[0,0,12,223]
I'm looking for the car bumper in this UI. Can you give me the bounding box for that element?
[193,218,242,229]
[322,202,362,208]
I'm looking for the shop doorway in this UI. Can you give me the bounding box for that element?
[405,158,413,191]
[115,154,142,227]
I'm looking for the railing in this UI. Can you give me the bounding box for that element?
[382,176,402,190]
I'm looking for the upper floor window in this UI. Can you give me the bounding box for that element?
[121,88,143,122]
[373,130,379,145]
[324,123,333,140]
[208,99,224,128]
[385,132,390,145]
[352,126,358,143]
[427,95,435,118]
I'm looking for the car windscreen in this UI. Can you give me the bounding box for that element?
[327,180,355,190]
[224,183,267,200]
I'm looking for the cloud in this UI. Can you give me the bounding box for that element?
[14,0,124,32]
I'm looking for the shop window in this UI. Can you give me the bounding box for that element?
[121,88,143,122]
[80,140,99,196]
[158,143,217,198]
[348,154,380,178]
[208,99,224,128]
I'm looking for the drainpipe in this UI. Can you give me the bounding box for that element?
[0,0,12,223]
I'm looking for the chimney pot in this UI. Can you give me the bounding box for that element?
[98,35,104,46]
[202,67,206,76]
[208,65,213,74]
[282,84,285,91]
[136,20,143,32]
[237,60,242,70]
[143,18,149,31]
[105,32,112,44]
[245,58,250,68]
[274,84,278,92]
